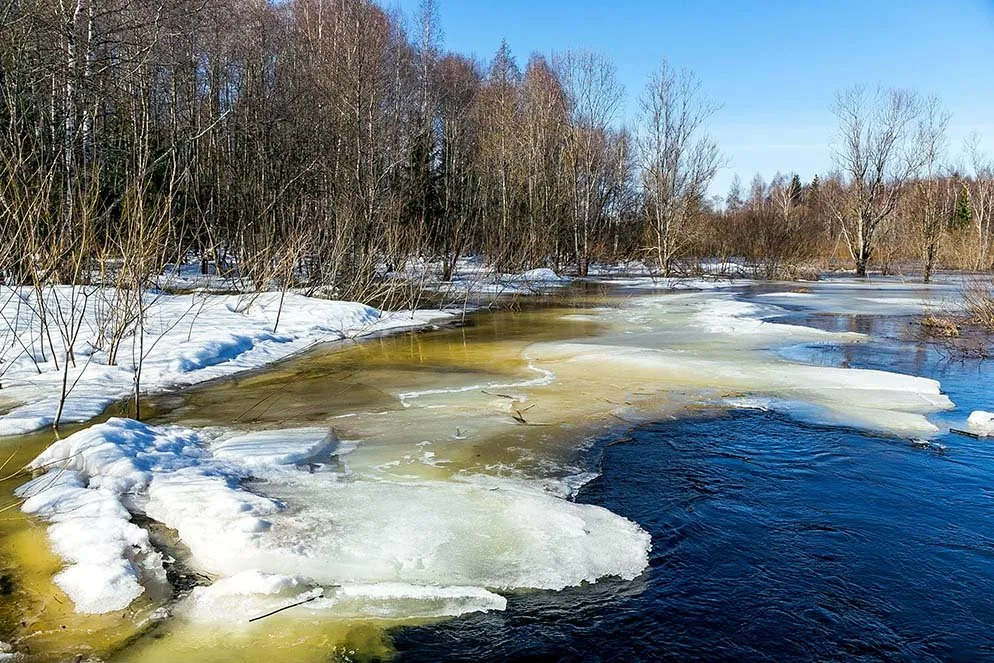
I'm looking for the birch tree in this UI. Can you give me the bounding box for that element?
[637,61,720,277]
[965,136,994,270]
[910,96,950,283]
[556,50,624,276]
[829,87,926,277]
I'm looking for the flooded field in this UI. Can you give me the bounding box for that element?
[3,277,989,662]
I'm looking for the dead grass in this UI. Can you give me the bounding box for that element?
[920,314,961,338]
[917,278,994,359]
[964,278,994,332]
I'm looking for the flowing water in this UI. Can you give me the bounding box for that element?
[2,277,993,662]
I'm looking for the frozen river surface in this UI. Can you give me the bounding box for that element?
[2,276,991,661]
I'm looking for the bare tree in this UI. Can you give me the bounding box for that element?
[556,50,624,276]
[829,86,927,277]
[965,135,994,271]
[637,61,720,277]
[910,96,950,283]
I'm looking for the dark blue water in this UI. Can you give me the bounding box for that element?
[393,315,994,662]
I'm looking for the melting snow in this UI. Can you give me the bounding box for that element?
[967,411,994,435]
[0,290,452,436]
[19,418,650,618]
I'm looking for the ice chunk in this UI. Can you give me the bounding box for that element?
[185,571,506,623]
[200,475,651,594]
[20,419,650,620]
[0,641,22,662]
[210,427,338,470]
[967,411,994,435]
[692,297,862,340]
[331,582,507,618]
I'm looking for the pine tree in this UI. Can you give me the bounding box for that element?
[952,185,972,230]
[806,174,820,204]
[788,174,803,206]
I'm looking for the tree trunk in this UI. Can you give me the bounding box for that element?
[855,255,869,277]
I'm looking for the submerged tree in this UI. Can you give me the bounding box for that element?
[829,86,928,277]
[910,96,950,283]
[637,60,720,277]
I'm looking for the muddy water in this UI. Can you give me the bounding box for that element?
[0,417,170,661]
[1,302,664,662]
[0,281,971,662]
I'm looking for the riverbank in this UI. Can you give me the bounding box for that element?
[0,288,455,436]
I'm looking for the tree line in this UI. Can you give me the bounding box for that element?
[1,0,991,297]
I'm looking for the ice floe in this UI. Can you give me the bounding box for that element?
[967,411,994,435]
[527,342,952,437]
[18,418,650,619]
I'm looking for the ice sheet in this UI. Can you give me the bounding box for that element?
[19,419,651,619]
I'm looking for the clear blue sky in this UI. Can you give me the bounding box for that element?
[390,0,994,197]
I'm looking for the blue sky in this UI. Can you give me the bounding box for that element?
[390,0,994,197]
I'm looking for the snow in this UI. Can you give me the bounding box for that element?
[0,288,452,436]
[509,268,569,283]
[17,468,164,613]
[0,642,21,662]
[967,411,994,435]
[752,277,964,315]
[691,298,863,339]
[585,259,750,278]
[428,266,571,298]
[609,277,742,290]
[19,418,650,618]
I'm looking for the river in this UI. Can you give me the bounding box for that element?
[2,277,992,662]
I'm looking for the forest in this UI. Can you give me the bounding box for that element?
[1,0,992,300]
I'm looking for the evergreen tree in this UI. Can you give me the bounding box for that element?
[806,174,820,204]
[788,174,803,206]
[490,39,521,86]
[952,185,972,230]
[725,175,743,211]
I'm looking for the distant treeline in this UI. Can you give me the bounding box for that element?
[1,0,991,296]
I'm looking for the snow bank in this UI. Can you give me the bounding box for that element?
[20,418,651,619]
[590,276,742,291]
[429,267,571,299]
[967,411,994,435]
[0,288,452,436]
[508,268,569,283]
[17,469,164,614]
